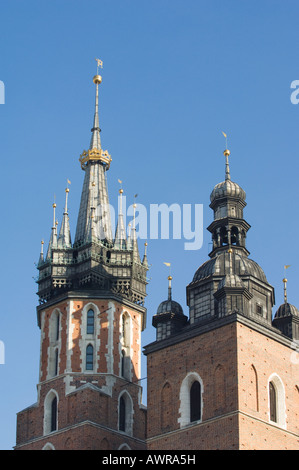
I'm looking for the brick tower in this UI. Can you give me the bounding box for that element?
[15,70,148,450]
[144,148,299,450]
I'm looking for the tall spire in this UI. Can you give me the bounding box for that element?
[283,277,288,304]
[38,240,44,266]
[58,187,72,248]
[224,149,231,181]
[142,242,149,268]
[131,198,141,262]
[46,201,58,259]
[114,186,127,250]
[75,62,113,245]
[90,73,102,151]
[168,275,172,301]
[222,132,231,181]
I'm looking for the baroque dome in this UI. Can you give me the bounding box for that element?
[274,303,299,319]
[192,251,268,284]
[156,299,184,316]
[210,179,246,204]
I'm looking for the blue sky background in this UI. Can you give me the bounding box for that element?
[0,0,299,450]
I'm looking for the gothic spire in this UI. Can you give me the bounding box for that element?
[89,74,102,151]
[58,187,72,248]
[38,240,44,266]
[75,67,113,245]
[114,188,127,250]
[46,201,58,260]
[131,200,141,263]
[142,242,149,268]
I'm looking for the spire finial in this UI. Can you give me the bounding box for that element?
[133,194,138,230]
[163,262,172,300]
[114,180,127,250]
[52,200,57,228]
[142,241,149,268]
[283,265,291,304]
[90,58,103,150]
[64,186,70,213]
[222,131,231,181]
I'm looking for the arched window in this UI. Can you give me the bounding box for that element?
[231,226,239,246]
[190,381,201,422]
[42,443,55,450]
[87,309,95,334]
[51,396,57,432]
[54,348,59,376]
[119,396,126,432]
[269,381,277,422]
[55,314,60,340]
[118,392,133,435]
[86,344,94,371]
[179,372,203,428]
[44,390,58,436]
[49,310,60,343]
[268,374,286,428]
[120,313,131,380]
[121,349,126,378]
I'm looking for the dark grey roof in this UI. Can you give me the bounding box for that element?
[156,299,184,316]
[192,251,268,284]
[274,303,299,319]
[217,273,245,289]
[210,179,246,203]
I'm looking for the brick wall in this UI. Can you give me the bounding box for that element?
[146,319,299,450]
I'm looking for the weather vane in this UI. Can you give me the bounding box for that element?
[222,131,228,150]
[95,58,103,74]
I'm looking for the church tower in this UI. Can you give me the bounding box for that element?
[144,146,299,450]
[15,69,148,450]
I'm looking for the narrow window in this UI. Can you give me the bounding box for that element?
[269,381,277,422]
[56,314,60,341]
[86,344,94,371]
[54,348,59,376]
[121,349,125,378]
[87,309,95,334]
[119,396,126,432]
[190,381,201,422]
[51,396,57,432]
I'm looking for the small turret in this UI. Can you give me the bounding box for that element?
[153,270,188,341]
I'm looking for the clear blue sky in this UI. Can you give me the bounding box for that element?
[0,0,298,450]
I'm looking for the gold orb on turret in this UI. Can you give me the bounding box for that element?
[223,149,230,157]
[93,75,102,84]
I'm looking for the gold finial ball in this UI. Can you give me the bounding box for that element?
[119,189,123,194]
[65,188,70,193]
[283,278,288,283]
[92,181,96,187]
[144,242,148,246]
[93,74,102,84]
[223,149,230,157]
[53,203,56,208]
[228,248,233,253]
[168,275,173,280]
[41,240,44,245]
